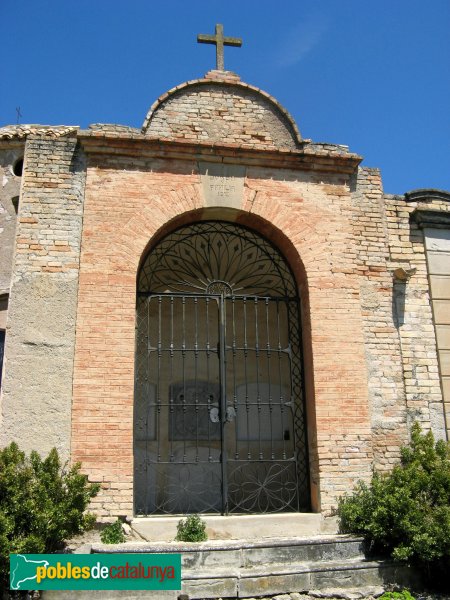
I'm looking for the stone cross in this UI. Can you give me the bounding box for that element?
[197,24,242,71]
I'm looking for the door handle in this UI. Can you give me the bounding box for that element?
[209,406,220,423]
[225,406,236,423]
[209,406,235,423]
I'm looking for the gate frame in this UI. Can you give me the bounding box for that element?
[134,219,312,515]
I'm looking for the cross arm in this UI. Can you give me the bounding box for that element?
[223,37,242,47]
[197,35,242,47]
[197,34,216,44]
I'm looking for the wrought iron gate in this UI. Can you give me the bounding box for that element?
[135,222,309,515]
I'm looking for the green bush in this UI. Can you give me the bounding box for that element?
[379,592,415,600]
[0,442,100,590]
[175,514,207,542]
[338,423,450,588]
[100,518,126,544]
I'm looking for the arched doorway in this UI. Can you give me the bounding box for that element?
[135,221,309,514]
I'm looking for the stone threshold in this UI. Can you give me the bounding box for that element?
[130,513,338,542]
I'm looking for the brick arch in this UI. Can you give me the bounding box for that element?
[108,183,204,274]
[102,168,338,287]
[134,211,319,514]
[134,207,320,508]
[127,199,346,512]
[136,208,308,285]
[132,197,339,293]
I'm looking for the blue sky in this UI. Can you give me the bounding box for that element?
[2,0,449,194]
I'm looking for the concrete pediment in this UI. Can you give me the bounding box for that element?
[142,70,302,150]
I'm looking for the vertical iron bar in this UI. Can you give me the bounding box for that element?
[255,297,262,460]
[182,296,186,463]
[266,298,274,460]
[194,297,199,462]
[206,297,212,461]
[243,297,250,460]
[288,299,308,511]
[169,297,174,462]
[145,296,151,514]
[277,300,287,460]
[155,296,162,513]
[219,294,228,514]
[231,297,238,460]
[157,296,162,463]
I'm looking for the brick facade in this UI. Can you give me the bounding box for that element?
[0,70,448,520]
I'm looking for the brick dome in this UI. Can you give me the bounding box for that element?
[142,70,302,151]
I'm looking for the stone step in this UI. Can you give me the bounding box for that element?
[92,536,365,569]
[91,535,421,599]
[182,559,416,599]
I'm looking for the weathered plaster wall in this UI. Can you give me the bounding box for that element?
[0,144,23,295]
[0,134,86,461]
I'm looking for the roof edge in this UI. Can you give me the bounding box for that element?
[77,133,362,174]
[0,125,79,140]
[404,188,450,203]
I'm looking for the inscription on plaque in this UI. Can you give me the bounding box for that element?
[199,162,246,209]
[209,176,237,197]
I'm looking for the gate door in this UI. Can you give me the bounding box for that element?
[135,221,309,515]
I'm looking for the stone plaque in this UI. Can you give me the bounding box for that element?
[199,162,246,209]
[424,228,450,252]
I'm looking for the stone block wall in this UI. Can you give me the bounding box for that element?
[0,134,86,462]
[385,193,449,440]
[350,167,409,469]
[0,143,22,388]
[423,229,450,435]
[349,168,448,473]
